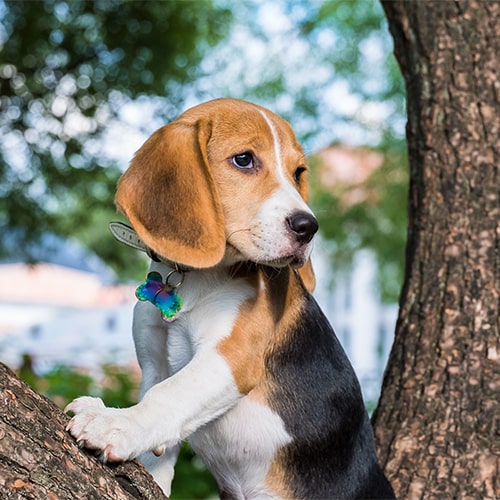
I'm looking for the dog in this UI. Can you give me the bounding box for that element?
[66,98,395,499]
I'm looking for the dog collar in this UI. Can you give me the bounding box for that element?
[109,221,150,253]
[109,221,187,322]
[109,221,191,271]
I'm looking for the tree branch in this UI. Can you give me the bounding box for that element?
[0,362,166,499]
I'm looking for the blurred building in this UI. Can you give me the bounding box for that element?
[0,236,138,372]
[313,245,397,403]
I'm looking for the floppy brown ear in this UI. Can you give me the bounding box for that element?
[115,119,226,268]
[298,258,316,293]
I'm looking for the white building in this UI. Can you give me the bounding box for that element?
[0,261,138,372]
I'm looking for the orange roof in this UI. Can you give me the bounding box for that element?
[314,145,384,206]
[0,263,136,308]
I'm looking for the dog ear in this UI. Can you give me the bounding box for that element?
[115,120,226,268]
[298,259,316,293]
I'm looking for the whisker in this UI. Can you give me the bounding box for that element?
[229,261,245,279]
[227,228,252,241]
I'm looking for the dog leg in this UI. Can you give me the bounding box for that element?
[65,348,241,462]
[132,301,170,399]
[132,301,181,494]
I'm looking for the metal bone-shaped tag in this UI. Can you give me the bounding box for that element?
[135,271,183,323]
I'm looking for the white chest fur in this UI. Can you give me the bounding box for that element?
[190,396,292,499]
[133,262,291,498]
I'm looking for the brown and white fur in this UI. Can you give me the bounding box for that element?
[66,98,394,499]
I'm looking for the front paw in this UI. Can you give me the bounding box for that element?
[65,396,142,462]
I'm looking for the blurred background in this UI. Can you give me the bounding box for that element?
[0,0,407,497]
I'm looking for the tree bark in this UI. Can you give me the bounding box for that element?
[0,362,166,499]
[373,1,499,498]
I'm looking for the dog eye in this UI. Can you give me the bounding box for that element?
[294,166,306,183]
[232,153,254,169]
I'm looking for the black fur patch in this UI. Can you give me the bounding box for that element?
[265,283,395,499]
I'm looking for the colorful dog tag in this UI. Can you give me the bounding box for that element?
[136,271,183,322]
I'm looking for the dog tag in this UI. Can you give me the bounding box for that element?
[136,272,183,322]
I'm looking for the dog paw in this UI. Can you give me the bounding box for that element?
[65,395,106,414]
[65,396,143,462]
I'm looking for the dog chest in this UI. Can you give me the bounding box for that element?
[189,395,292,499]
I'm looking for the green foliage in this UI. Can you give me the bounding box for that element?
[0,0,231,275]
[18,357,139,409]
[236,0,406,149]
[18,355,95,407]
[18,359,218,499]
[170,443,218,500]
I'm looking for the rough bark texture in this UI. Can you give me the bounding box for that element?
[0,362,166,499]
[373,1,499,498]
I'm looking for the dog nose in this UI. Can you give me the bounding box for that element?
[287,212,319,244]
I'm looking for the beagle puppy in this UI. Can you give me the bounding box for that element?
[66,98,395,499]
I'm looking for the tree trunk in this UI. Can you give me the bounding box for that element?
[0,362,166,499]
[373,1,499,498]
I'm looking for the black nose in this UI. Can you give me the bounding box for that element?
[287,211,319,244]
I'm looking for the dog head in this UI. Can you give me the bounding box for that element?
[116,98,318,288]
